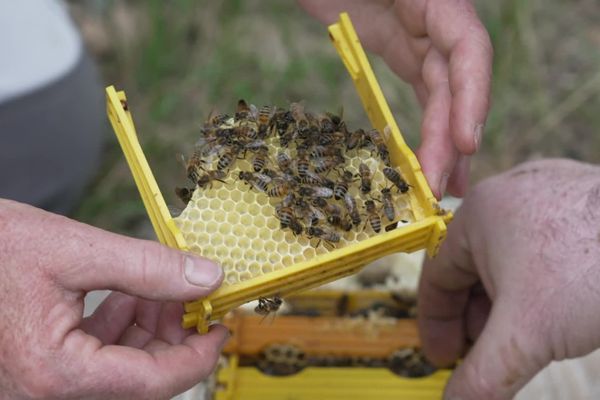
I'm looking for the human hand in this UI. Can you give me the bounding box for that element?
[0,200,227,400]
[418,159,600,399]
[298,0,492,198]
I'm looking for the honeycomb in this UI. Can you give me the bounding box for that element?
[175,148,414,286]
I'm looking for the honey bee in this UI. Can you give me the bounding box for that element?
[367,127,391,165]
[334,170,355,200]
[312,197,335,213]
[295,198,325,226]
[358,162,373,194]
[243,139,267,152]
[183,149,205,183]
[307,226,341,247]
[273,109,294,136]
[364,200,382,233]
[320,175,336,190]
[313,156,341,174]
[235,99,253,121]
[235,124,259,141]
[330,111,348,132]
[344,193,362,226]
[255,296,283,317]
[313,198,352,231]
[381,187,396,221]
[310,145,343,159]
[318,131,345,146]
[298,186,334,199]
[257,105,275,137]
[281,192,296,207]
[305,112,321,139]
[267,179,292,198]
[290,102,309,136]
[383,167,410,193]
[239,171,271,193]
[262,168,281,180]
[198,127,233,154]
[276,204,303,235]
[296,147,310,178]
[217,145,242,171]
[252,145,269,172]
[174,187,194,205]
[299,169,327,186]
[196,170,227,189]
[279,123,297,148]
[206,110,231,126]
[195,139,223,159]
[317,113,335,133]
[337,213,354,231]
[384,220,410,232]
[276,151,292,172]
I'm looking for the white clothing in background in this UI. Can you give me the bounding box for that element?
[0,0,81,103]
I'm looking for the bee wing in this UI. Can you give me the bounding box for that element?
[176,153,187,167]
[319,187,334,198]
[306,170,323,183]
[206,108,217,124]
[259,312,277,325]
[336,104,344,121]
[310,205,326,221]
[249,103,259,120]
[194,135,208,147]
[383,125,392,142]
[255,173,273,183]
[168,205,183,217]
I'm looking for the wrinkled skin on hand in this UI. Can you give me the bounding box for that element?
[0,200,228,400]
[298,0,493,198]
[418,159,600,399]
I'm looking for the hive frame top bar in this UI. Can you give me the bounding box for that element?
[106,12,450,334]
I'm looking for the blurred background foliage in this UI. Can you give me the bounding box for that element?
[66,0,600,236]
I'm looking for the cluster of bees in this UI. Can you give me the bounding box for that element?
[177,99,411,253]
[255,344,435,378]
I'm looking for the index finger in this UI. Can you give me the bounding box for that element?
[397,0,492,154]
[426,0,493,154]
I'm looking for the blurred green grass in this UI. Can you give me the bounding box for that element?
[68,0,600,236]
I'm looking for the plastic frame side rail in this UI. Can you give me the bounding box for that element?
[106,86,214,331]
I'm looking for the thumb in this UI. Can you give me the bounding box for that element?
[54,221,223,301]
[444,300,547,400]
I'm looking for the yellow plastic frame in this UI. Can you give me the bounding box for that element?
[106,13,450,334]
[215,355,450,400]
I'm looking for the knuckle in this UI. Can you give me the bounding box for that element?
[136,239,187,297]
[137,241,166,285]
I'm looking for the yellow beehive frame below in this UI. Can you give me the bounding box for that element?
[106,12,451,334]
[214,355,450,400]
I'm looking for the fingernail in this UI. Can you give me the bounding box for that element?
[473,123,484,150]
[439,173,450,196]
[222,330,232,347]
[184,256,222,287]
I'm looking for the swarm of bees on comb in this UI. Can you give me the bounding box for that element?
[176,99,411,248]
